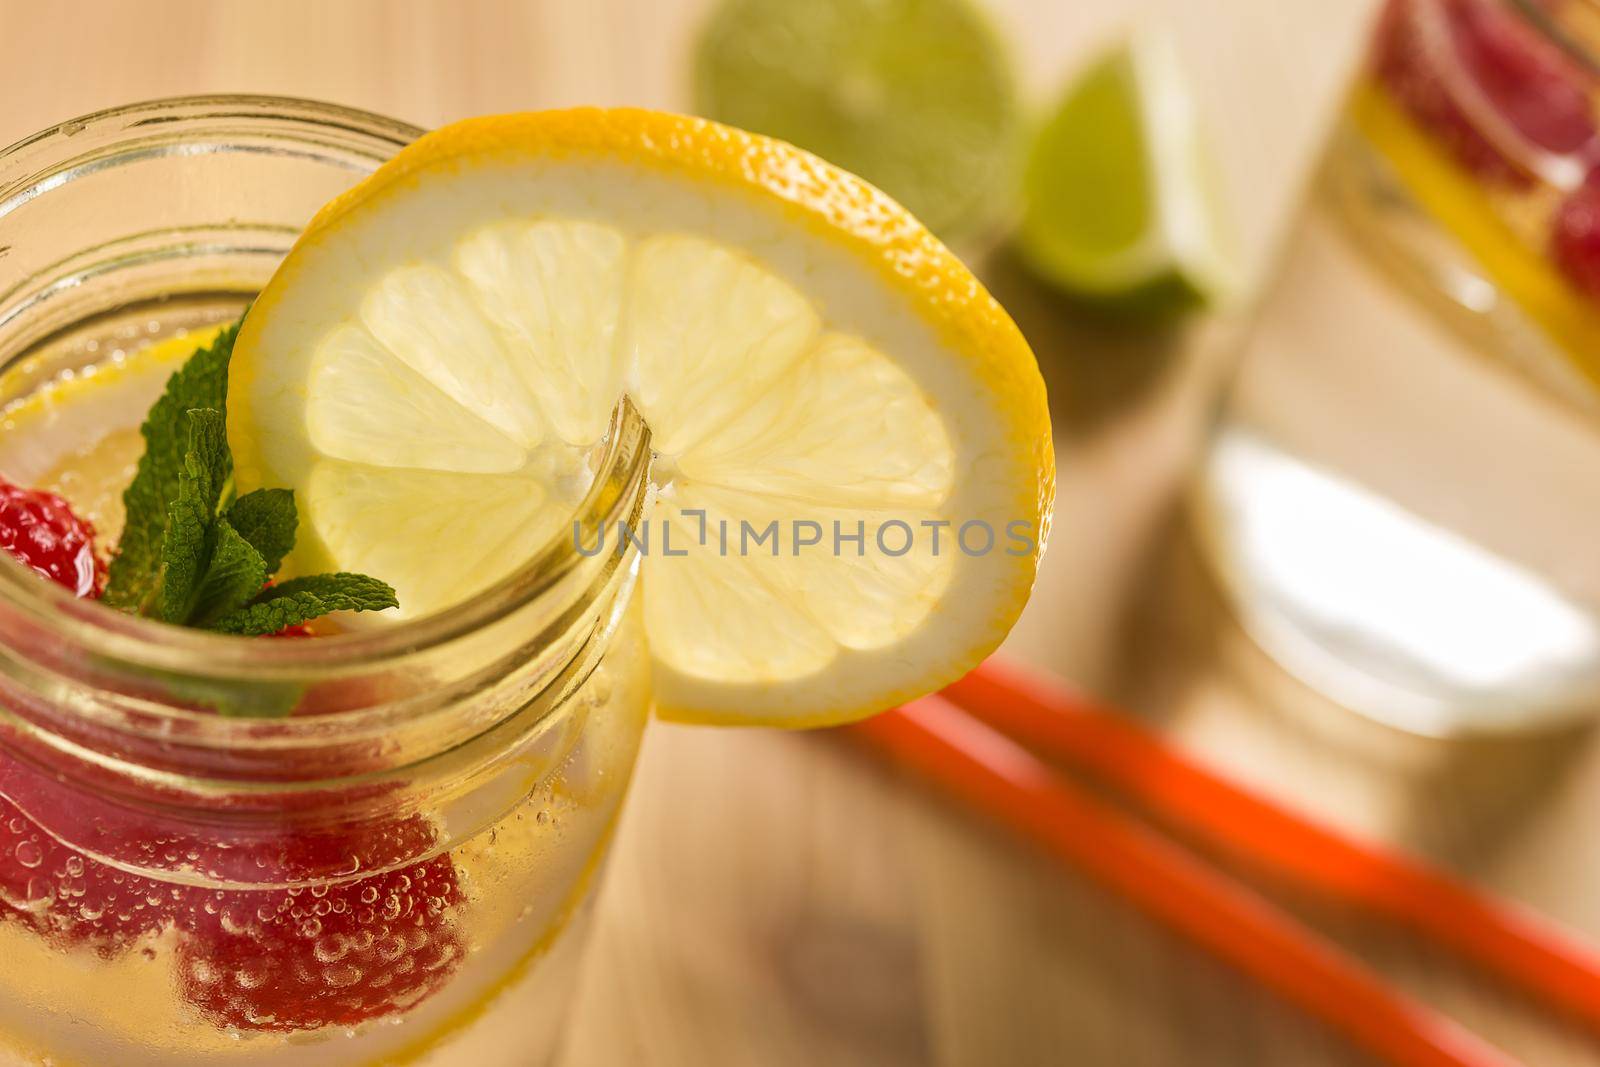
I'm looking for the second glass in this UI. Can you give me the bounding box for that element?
[1197,0,1600,736]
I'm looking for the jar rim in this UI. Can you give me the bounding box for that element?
[1,92,423,152]
[0,94,655,683]
[0,398,653,674]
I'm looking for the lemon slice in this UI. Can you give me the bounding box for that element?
[229,108,1054,726]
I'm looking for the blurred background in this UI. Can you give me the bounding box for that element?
[7,1,1600,1065]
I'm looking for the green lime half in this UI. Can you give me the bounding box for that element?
[692,0,1021,243]
[1018,32,1233,312]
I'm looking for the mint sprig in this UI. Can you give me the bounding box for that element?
[211,573,401,636]
[103,322,235,611]
[102,320,398,636]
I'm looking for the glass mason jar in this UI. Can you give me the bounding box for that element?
[1196,0,1600,736]
[0,98,653,1065]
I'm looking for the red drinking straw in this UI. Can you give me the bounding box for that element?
[851,693,1521,1067]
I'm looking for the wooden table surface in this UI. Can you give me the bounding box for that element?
[7,2,1600,1065]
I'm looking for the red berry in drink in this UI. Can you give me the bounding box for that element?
[1551,180,1600,298]
[1456,0,1594,155]
[1372,0,1596,183]
[0,795,195,956]
[176,854,465,1031]
[0,478,105,597]
[1,758,467,1031]
[269,622,315,637]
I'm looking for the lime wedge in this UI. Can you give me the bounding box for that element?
[691,0,1021,244]
[1018,32,1233,311]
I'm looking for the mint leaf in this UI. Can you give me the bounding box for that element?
[208,685,306,719]
[188,518,268,628]
[154,667,305,720]
[226,488,297,574]
[181,407,230,507]
[210,573,399,637]
[104,323,237,610]
[157,409,232,623]
[98,314,403,661]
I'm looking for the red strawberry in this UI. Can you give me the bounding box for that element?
[176,854,465,1031]
[0,478,105,597]
[1372,0,1596,184]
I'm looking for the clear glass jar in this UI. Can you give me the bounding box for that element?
[0,97,653,1066]
[1196,0,1600,735]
